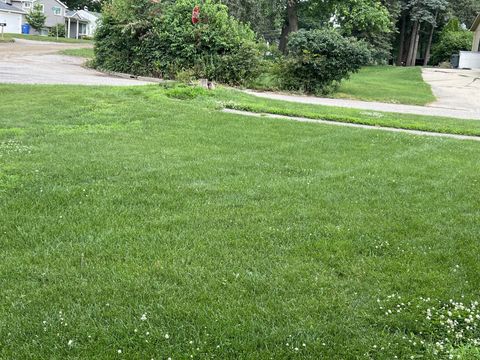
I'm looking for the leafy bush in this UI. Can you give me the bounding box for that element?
[430,19,474,65]
[48,24,66,38]
[276,29,371,94]
[95,0,262,85]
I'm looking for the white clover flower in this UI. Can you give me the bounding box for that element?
[140,313,147,321]
[165,334,170,339]
[67,340,74,347]
[117,349,122,354]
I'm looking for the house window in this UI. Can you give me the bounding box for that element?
[22,1,32,9]
[52,6,62,16]
[79,23,87,35]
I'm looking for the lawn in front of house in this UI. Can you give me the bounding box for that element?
[3,33,93,44]
[248,65,436,106]
[1,84,479,359]
[334,65,436,106]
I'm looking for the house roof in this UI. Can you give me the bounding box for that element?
[0,2,26,14]
[65,10,88,22]
[35,0,68,9]
[29,0,68,8]
[471,14,480,31]
[86,10,101,18]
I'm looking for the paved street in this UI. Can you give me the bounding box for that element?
[0,39,152,86]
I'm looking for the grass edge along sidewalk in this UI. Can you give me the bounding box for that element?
[224,108,480,142]
[215,88,480,137]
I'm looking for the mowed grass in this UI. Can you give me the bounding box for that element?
[59,48,95,58]
[334,66,436,105]
[1,84,480,359]
[3,33,93,44]
[248,65,436,106]
[217,88,480,136]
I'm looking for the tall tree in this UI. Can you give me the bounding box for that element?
[448,0,480,28]
[279,0,299,53]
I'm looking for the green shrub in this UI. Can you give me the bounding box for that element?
[25,3,46,32]
[48,24,66,38]
[277,29,371,94]
[430,30,473,65]
[95,0,262,85]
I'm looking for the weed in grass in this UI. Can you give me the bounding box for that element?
[377,295,480,359]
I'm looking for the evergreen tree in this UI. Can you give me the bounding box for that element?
[25,3,47,32]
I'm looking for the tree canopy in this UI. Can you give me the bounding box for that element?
[63,0,103,11]
[221,0,479,64]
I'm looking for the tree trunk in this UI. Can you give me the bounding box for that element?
[411,23,421,66]
[279,25,289,54]
[397,13,407,66]
[406,21,419,66]
[279,0,298,54]
[423,11,438,66]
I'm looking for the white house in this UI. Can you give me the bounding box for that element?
[0,0,99,38]
[459,14,480,69]
[471,14,480,52]
[0,1,25,34]
[76,7,100,37]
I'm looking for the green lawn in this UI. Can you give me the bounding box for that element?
[1,84,479,359]
[59,48,95,58]
[216,88,480,136]
[3,33,93,44]
[248,65,436,106]
[334,66,436,106]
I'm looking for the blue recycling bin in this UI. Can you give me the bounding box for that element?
[21,24,30,35]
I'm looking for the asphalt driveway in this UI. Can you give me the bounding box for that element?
[0,39,152,86]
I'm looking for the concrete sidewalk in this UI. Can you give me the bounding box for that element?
[224,109,480,142]
[244,90,480,120]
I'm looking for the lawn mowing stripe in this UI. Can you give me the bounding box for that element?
[223,109,480,142]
